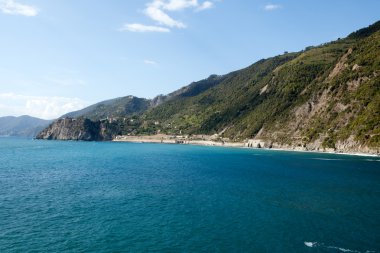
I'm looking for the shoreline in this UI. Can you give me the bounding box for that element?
[267,147,380,158]
[113,135,380,158]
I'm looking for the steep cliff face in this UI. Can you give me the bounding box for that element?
[36,118,123,141]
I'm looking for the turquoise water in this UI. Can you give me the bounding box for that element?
[0,138,379,252]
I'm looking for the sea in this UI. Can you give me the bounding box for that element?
[0,137,379,252]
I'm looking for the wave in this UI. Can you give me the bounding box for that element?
[311,158,345,161]
[365,159,380,162]
[304,241,318,247]
[304,242,376,253]
[311,158,380,162]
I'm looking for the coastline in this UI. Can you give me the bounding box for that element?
[113,135,380,158]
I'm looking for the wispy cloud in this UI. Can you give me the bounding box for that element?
[122,0,216,33]
[144,59,158,65]
[119,23,170,33]
[196,1,213,11]
[0,93,87,119]
[145,1,186,28]
[264,4,281,11]
[0,0,39,16]
[161,0,198,11]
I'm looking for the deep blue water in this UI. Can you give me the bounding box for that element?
[0,137,379,252]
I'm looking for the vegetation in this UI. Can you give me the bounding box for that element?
[38,21,380,151]
[62,96,151,121]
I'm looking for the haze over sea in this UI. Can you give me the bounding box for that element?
[1,138,379,252]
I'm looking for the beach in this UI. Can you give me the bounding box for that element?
[113,134,380,157]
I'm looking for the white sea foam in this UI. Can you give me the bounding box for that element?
[313,157,380,162]
[304,241,317,247]
[311,158,344,161]
[326,246,360,252]
[365,159,380,162]
[304,241,374,253]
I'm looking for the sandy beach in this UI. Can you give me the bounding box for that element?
[113,134,380,157]
[113,134,245,147]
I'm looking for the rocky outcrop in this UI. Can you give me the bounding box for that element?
[36,118,115,141]
[327,48,352,81]
[246,137,380,155]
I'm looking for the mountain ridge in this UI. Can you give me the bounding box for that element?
[0,115,52,137]
[61,95,151,120]
[37,21,380,154]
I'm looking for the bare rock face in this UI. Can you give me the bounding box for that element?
[327,48,352,81]
[36,118,106,141]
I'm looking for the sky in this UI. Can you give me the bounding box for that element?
[0,0,379,119]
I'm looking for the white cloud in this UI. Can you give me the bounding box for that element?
[144,59,157,65]
[0,0,38,16]
[162,0,198,11]
[145,2,186,28]
[0,93,88,119]
[197,1,213,11]
[264,4,281,11]
[120,23,170,33]
[123,0,215,32]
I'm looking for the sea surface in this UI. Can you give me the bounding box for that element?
[0,137,379,252]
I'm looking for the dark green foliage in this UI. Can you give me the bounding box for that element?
[63,96,151,120]
[169,74,229,98]
[348,20,380,39]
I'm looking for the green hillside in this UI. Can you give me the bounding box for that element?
[139,21,380,150]
[62,96,151,120]
[37,21,380,152]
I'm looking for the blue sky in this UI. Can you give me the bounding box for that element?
[0,0,379,119]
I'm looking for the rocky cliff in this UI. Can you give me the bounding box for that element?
[36,118,124,141]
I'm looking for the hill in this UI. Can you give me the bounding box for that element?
[37,21,380,154]
[62,95,151,120]
[0,115,52,137]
